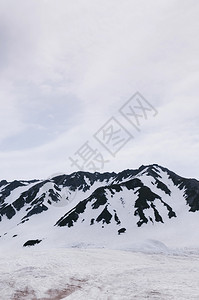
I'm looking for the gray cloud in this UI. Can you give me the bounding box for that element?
[0,0,198,180]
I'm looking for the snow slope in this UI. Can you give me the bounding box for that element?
[0,247,199,300]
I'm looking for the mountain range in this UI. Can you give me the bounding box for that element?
[0,164,199,249]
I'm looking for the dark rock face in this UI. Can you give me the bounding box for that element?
[118,228,126,235]
[155,165,199,211]
[96,206,112,224]
[22,204,48,219]
[1,204,16,219]
[0,181,25,204]
[57,199,88,228]
[0,180,8,189]
[52,171,117,192]
[23,239,42,247]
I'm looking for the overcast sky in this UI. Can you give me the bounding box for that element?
[0,0,198,181]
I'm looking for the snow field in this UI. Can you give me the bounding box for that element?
[0,247,199,300]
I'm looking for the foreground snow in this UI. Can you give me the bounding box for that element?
[0,246,199,300]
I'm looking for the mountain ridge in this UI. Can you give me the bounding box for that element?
[0,164,199,249]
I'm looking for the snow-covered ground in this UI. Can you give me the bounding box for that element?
[1,245,199,300]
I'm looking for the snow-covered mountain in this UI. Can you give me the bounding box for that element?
[0,164,199,249]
